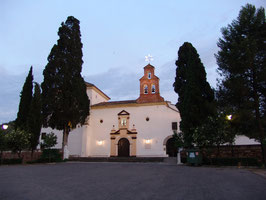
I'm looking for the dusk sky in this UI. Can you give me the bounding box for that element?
[0,0,265,124]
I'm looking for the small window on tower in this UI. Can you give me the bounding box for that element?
[152,85,156,93]
[144,85,148,94]
[148,72,151,79]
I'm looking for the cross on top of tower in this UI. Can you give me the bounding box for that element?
[145,54,154,63]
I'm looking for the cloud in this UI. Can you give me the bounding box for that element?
[157,60,178,104]
[0,70,24,124]
[0,55,216,124]
[84,67,141,101]
[0,65,43,124]
[84,62,179,104]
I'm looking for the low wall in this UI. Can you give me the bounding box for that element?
[181,145,263,162]
[1,151,42,163]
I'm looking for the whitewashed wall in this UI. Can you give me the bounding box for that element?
[86,102,181,157]
[234,135,260,145]
[41,126,83,156]
[86,87,108,105]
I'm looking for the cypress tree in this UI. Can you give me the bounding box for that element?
[216,4,266,164]
[41,16,90,158]
[173,42,215,147]
[15,66,33,130]
[27,82,42,157]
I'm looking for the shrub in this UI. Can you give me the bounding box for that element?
[40,149,62,163]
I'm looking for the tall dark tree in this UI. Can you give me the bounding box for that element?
[173,42,215,147]
[216,4,266,164]
[27,82,42,158]
[15,66,33,129]
[41,16,90,158]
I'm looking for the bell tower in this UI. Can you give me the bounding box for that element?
[136,64,164,103]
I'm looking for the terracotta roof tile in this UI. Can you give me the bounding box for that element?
[85,82,95,87]
[92,100,137,106]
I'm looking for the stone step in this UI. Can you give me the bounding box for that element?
[69,157,165,163]
[163,157,177,164]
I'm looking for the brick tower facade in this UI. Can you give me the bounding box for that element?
[136,64,164,103]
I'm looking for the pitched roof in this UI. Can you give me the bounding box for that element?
[92,100,137,107]
[85,82,95,87]
[144,64,155,68]
[117,110,130,115]
[85,82,110,100]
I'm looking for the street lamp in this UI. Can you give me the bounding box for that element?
[226,115,232,120]
[2,124,8,130]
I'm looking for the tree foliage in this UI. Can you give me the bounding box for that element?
[27,83,42,152]
[41,132,57,150]
[216,4,266,163]
[172,131,184,150]
[15,66,33,129]
[41,16,90,156]
[173,42,215,147]
[0,122,14,159]
[6,129,30,157]
[0,128,8,155]
[193,114,235,148]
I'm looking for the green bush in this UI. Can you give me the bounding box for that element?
[0,158,23,165]
[26,149,63,164]
[40,149,62,163]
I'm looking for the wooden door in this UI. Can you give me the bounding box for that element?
[118,138,130,157]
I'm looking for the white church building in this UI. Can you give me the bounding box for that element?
[42,63,259,158]
[43,64,181,157]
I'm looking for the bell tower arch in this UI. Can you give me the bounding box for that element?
[136,64,164,103]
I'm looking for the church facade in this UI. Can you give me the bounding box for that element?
[42,64,181,157]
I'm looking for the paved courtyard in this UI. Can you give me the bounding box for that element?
[0,162,266,200]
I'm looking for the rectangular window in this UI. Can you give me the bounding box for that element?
[172,122,178,130]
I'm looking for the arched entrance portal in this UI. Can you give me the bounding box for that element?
[166,138,178,157]
[118,138,130,157]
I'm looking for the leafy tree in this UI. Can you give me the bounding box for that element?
[173,42,215,147]
[41,16,90,158]
[0,128,8,163]
[27,83,42,157]
[41,132,58,162]
[216,4,266,164]
[6,129,30,158]
[41,132,57,150]
[15,66,33,129]
[193,114,235,156]
[172,131,184,150]
[0,122,14,163]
